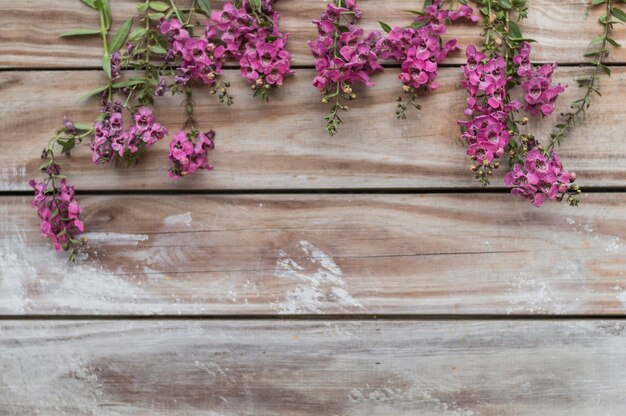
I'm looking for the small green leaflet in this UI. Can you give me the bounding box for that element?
[499,0,513,10]
[77,85,108,102]
[102,52,112,80]
[611,7,626,22]
[80,0,96,8]
[379,21,392,33]
[591,0,606,4]
[60,28,100,37]
[197,0,212,17]
[109,17,133,52]
[149,1,170,12]
[111,79,145,88]
[508,21,522,39]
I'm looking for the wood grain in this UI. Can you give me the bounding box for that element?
[2,194,624,315]
[3,319,626,415]
[1,0,625,68]
[2,67,625,191]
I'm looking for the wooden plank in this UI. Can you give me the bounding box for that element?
[1,0,625,68]
[2,319,626,414]
[1,194,624,316]
[2,67,625,191]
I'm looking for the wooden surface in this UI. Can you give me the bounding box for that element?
[1,68,625,191]
[1,0,625,68]
[1,194,625,315]
[3,320,626,415]
[1,0,626,413]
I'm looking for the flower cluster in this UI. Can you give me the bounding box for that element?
[168,129,215,178]
[160,18,226,87]
[309,0,383,135]
[381,1,477,91]
[212,1,293,99]
[459,46,522,182]
[91,101,167,165]
[514,42,565,117]
[457,0,579,207]
[30,172,84,253]
[505,148,578,207]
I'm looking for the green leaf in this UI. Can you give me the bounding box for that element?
[197,0,212,17]
[73,122,93,131]
[102,52,112,79]
[592,0,606,4]
[149,44,167,54]
[499,0,513,9]
[379,21,392,33]
[508,21,522,39]
[149,1,170,12]
[109,17,133,52]
[128,27,148,41]
[600,64,612,76]
[148,12,165,20]
[60,28,101,37]
[611,7,626,22]
[112,79,145,88]
[78,85,108,101]
[605,37,621,47]
[80,0,97,8]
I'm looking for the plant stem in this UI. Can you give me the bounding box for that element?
[547,0,613,151]
[98,6,112,100]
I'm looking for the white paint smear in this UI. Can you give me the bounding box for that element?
[0,234,150,314]
[164,212,193,227]
[272,240,362,314]
[82,232,149,244]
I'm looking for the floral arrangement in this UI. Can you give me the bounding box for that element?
[29,0,292,260]
[30,0,622,260]
[309,0,383,136]
[457,0,620,207]
[379,0,478,119]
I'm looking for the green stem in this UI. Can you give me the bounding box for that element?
[98,6,112,100]
[168,0,184,22]
[547,0,613,151]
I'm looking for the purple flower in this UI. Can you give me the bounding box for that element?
[90,101,167,164]
[380,1,476,92]
[29,176,84,251]
[505,148,577,207]
[514,42,566,117]
[168,130,215,178]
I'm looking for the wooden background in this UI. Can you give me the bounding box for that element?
[1,0,625,414]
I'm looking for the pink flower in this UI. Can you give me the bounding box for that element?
[380,1,477,92]
[168,130,215,178]
[514,42,566,117]
[91,101,167,164]
[505,148,577,207]
[29,177,83,251]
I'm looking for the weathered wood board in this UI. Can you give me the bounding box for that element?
[2,67,625,191]
[2,194,624,315]
[2,0,626,413]
[1,0,625,68]
[2,319,626,415]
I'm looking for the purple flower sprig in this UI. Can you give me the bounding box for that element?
[212,0,294,101]
[309,0,384,136]
[29,118,94,261]
[457,0,579,207]
[167,86,216,178]
[90,102,168,166]
[379,0,478,119]
[159,17,234,105]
